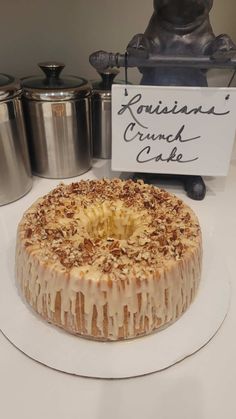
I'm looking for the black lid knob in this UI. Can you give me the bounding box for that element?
[38,62,65,80]
[99,69,119,90]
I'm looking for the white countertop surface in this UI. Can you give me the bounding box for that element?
[1,144,236,419]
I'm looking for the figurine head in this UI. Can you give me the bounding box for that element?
[154,0,213,25]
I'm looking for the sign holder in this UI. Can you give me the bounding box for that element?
[90,51,236,200]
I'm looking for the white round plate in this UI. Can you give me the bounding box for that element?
[0,238,230,378]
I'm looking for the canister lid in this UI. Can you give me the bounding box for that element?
[21,62,91,101]
[0,74,21,101]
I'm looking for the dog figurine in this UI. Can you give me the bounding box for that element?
[127,0,236,86]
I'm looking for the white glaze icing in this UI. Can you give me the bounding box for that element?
[16,234,202,340]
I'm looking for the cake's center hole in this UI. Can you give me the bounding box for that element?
[86,206,139,240]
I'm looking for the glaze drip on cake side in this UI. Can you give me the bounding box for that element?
[15,178,202,341]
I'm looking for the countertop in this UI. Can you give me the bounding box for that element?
[0,145,236,419]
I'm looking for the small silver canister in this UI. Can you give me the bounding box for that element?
[22,62,92,179]
[91,69,121,159]
[0,74,32,206]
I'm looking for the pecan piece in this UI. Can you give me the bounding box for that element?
[25,228,32,238]
[65,211,75,218]
[109,240,120,251]
[103,262,113,273]
[110,249,121,256]
[83,238,94,252]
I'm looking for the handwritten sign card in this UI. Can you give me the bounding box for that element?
[111,85,236,176]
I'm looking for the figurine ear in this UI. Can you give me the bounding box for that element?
[153,0,167,11]
[153,0,158,10]
[207,0,213,10]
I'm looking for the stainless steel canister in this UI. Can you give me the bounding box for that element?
[21,62,92,178]
[91,69,121,159]
[0,74,32,206]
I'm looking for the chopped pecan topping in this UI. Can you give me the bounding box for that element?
[20,178,201,274]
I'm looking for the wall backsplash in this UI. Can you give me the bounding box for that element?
[0,0,235,86]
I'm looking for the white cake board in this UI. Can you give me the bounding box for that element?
[0,237,230,379]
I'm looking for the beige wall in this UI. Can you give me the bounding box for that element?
[0,0,235,84]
